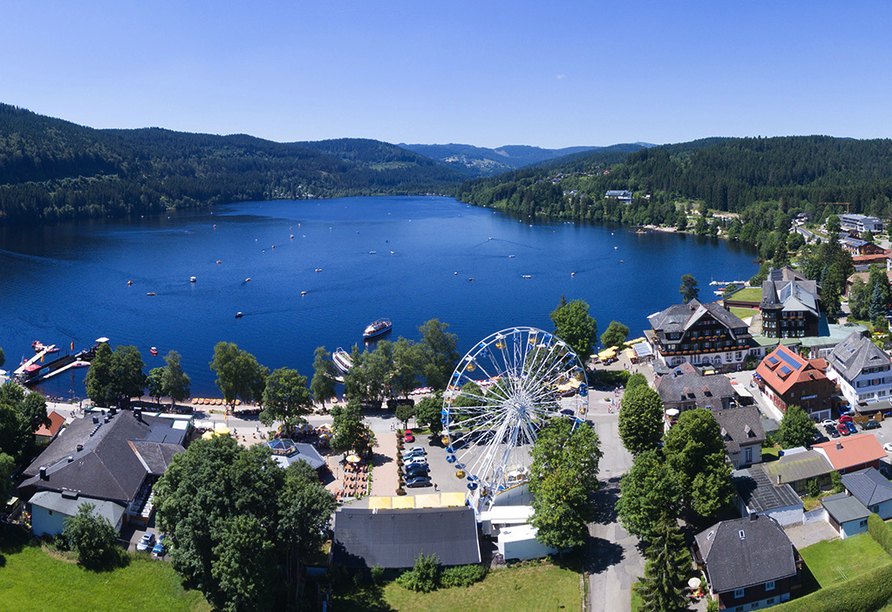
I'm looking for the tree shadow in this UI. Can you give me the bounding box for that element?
[582,535,625,575]
[79,546,131,573]
[0,524,30,555]
[333,582,395,612]
[590,479,621,524]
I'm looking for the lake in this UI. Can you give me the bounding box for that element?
[0,196,758,397]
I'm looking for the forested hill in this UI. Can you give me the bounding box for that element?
[456,136,892,223]
[0,104,465,223]
[400,142,650,177]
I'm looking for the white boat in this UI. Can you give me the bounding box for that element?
[332,348,353,373]
[363,318,392,339]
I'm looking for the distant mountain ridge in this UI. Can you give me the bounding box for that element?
[0,104,465,223]
[399,142,652,177]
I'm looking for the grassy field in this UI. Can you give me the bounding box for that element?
[0,526,210,612]
[728,287,762,302]
[799,532,891,592]
[334,562,581,611]
[730,307,759,320]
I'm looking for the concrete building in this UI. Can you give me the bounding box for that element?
[839,213,884,234]
[826,331,892,408]
[754,345,835,421]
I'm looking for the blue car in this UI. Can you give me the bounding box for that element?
[846,422,858,435]
[152,534,167,558]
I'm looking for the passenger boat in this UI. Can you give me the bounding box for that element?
[190,276,196,283]
[235,312,243,319]
[332,348,353,374]
[363,319,392,339]
[150,347,159,356]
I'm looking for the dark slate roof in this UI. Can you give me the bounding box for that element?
[654,366,735,409]
[19,411,185,504]
[267,440,327,470]
[822,492,870,524]
[712,407,766,454]
[828,331,891,382]
[648,299,750,343]
[332,506,480,569]
[695,515,797,593]
[841,467,892,507]
[733,467,802,514]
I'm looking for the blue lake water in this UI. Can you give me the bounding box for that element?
[0,196,759,397]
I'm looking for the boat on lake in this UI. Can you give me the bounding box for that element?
[332,348,353,373]
[363,318,392,339]
[150,347,159,356]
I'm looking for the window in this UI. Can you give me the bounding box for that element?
[734,588,745,598]
[48,509,53,516]
[860,519,868,528]
[767,598,776,605]
[765,580,775,591]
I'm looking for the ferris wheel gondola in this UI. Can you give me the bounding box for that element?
[441,326,588,511]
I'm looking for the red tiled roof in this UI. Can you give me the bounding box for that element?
[34,410,65,438]
[755,345,829,396]
[813,434,886,471]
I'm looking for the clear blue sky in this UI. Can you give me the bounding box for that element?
[3,1,892,149]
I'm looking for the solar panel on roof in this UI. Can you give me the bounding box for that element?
[778,350,802,370]
[779,365,792,375]
[768,356,779,365]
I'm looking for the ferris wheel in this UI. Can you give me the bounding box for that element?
[441,326,588,511]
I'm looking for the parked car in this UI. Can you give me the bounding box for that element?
[812,434,829,445]
[862,420,882,430]
[404,446,427,455]
[152,534,167,558]
[884,442,892,453]
[403,457,429,468]
[824,424,836,435]
[404,433,415,443]
[837,423,851,436]
[405,476,433,488]
[402,450,426,460]
[405,466,430,478]
[136,532,156,552]
[839,414,854,424]
[846,422,858,435]
[821,419,836,428]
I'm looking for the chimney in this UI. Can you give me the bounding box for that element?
[39,466,47,480]
[76,444,83,452]
[836,441,843,451]
[67,456,74,463]
[134,409,142,421]
[776,474,782,485]
[750,512,758,521]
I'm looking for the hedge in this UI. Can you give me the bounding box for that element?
[774,563,892,612]
[868,513,892,554]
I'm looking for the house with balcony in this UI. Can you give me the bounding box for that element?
[754,345,836,421]
[604,189,632,203]
[826,331,892,408]
[759,270,821,339]
[693,514,800,611]
[654,362,736,413]
[646,299,753,373]
[839,213,884,235]
[712,406,765,468]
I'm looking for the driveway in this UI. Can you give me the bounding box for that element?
[586,412,641,612]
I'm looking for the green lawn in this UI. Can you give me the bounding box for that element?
[728,287,762,302]
[799,532,891,591]
[335,563,580,611]
[730,307,759,320]
[0,526,210,612]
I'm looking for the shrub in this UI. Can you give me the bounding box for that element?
[396,553,441,592]
[831,470,843,494]
[868,513,892,554]
[370,565,385,584]
[807,478,820,498]
[706,599,719,612]
[441,564,487,588]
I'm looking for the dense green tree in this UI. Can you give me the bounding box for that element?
[616,450,682,542]
[209,342,266,412]
[395,404,415,429]
[415,392,444,436]
[0,384,35,459]
[309,347,338,409]
[679,274,699,304]
[84,343,115,406]
[675,215,687,232]
[662,408,733,518]
[626,372,648,390]
[260,368,313,435]
[63,503,120,567]
[550,298,598,362]
[155,435,333,612]
[529,418,601,550]
[618,386,664,456]
[391,337,423,398]
[162,350,191,408]
[330,399,370,455]
[849,277,869,320]
[634,514,692,612]
[146,367,165,404]
[20,391,50,432]
[108,345,147,407]
[0,452,15,503]
[397,553,442,593]
[777,405,817,449]
[417,319,460,391]
[600,320,630,349]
